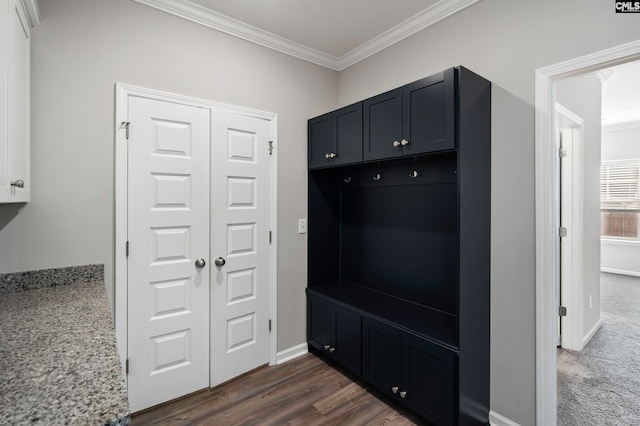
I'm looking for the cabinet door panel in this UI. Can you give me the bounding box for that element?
[402,69,455,155]
[362,317,402,395]
[333,103,362,166]
[363,88,402,161]
[308,113,332,169]
[403,333,455,425]
[334,306,361,375]
[307,296,333,351]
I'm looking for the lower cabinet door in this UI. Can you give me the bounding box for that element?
[362,317,402,396]
[333,306,362,375]
[402,333,455,426]
[307,296,333,352]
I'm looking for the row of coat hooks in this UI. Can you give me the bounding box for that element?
[343,170,422,183]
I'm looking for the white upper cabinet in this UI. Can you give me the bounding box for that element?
[0,0,39,203]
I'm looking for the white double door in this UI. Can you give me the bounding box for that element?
[126,95,271,412]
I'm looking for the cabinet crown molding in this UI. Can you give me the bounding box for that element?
[20,0,41,27]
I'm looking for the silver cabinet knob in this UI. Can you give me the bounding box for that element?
[328,347,335,353]
[10,180,24,188]
[330,153,337,158]
[214,257,226,267]
[195,258,206,268]
[325,153,331,159]
[399,391,407,399]
[392,386,399,394]
[324,344,331,351]
[401,139,409,146]
[393,140,401,147]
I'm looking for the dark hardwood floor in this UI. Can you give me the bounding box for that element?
[132,351,426,425]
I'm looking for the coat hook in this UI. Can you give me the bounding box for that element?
[409,170,420,178]
[344,177,352,183]
[373,173,382,181]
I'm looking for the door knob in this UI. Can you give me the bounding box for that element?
[214,257,226,267]
[10,180,24,188]
[195,258,206,268]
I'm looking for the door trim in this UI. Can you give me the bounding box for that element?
[556,103,584,352]
[535,39,640,426]
[114,83,278,378]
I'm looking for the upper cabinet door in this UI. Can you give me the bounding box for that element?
[363,88,403,161]
[402,68,456,156]
[308,102,362,169]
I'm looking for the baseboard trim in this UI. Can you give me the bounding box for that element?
[583,317,603,347]
[601,267,640,278]
[489,410,521,426]
[276,343,308,365]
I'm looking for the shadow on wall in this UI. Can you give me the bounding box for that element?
[0,204,26,232]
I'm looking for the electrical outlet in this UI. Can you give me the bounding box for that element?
[298,218,307,234]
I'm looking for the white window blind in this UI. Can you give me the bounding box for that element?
[600,162,640,210]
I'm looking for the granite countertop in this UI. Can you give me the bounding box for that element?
[0,281,130,425]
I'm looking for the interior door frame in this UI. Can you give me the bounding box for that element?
[114,83,279,378]
[535,39,640,426]
[556,103,584,352]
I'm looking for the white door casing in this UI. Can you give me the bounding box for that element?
[210,110,271,387]
[557,104,584,352]
[127,96,211,412]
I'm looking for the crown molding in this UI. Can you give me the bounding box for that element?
[133,0,480,71]
[337,0,480,70]
[20,0,41,27]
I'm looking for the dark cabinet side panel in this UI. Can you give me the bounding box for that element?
[363,88,403,161]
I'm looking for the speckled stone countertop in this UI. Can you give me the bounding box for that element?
[0,281,130,425]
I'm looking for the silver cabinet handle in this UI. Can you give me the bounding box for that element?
[393,140,401,147]
[10,180,24,188]
[214,257,226,267]
[392,386,399,394]
[401,139,409,146]
[400,391,407,399]
[195,258,206,268]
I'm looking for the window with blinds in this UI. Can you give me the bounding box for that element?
[601,161,640,239]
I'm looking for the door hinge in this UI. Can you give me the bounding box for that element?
[126,241,129,257]
[559,227,568,238]
[120,121,130,139]
[269,319,272,332]
[268,141,273,155]
[269,231,272,244]
[559,306,567,317]
[126,358,130,374]
[559,147,567,158]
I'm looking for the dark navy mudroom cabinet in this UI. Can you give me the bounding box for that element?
[306,66,491,426]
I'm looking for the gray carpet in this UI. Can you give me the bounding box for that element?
[557,273,640,425]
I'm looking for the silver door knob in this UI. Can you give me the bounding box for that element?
[399,391,407,399]
[393,140,401,147]
[10,180,24,188]
[392,386,399,394]
[401,139,409,146]
[214,257,226,267]
[195,258,206,268]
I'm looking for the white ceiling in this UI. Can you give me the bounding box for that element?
[133,0,480,70]
[601,60,640,127]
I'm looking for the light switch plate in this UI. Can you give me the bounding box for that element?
[298,218,307,234]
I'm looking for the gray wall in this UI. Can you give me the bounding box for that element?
[337,1,640,424]
[556,74,602,343]
[0,0,338,352]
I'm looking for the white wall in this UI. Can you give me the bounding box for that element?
[556,74,602,345]
[0,0,339,352]
[601,123,640,277]
[336,1,640,424]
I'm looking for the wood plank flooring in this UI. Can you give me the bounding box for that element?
[132,352,427,425]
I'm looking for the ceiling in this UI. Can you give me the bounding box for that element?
[133,0,480,70]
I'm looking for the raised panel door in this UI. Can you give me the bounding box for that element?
[332,102,362,166]
[363,88,403,161]
[308,113,332,169]
[402,69,456,155]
